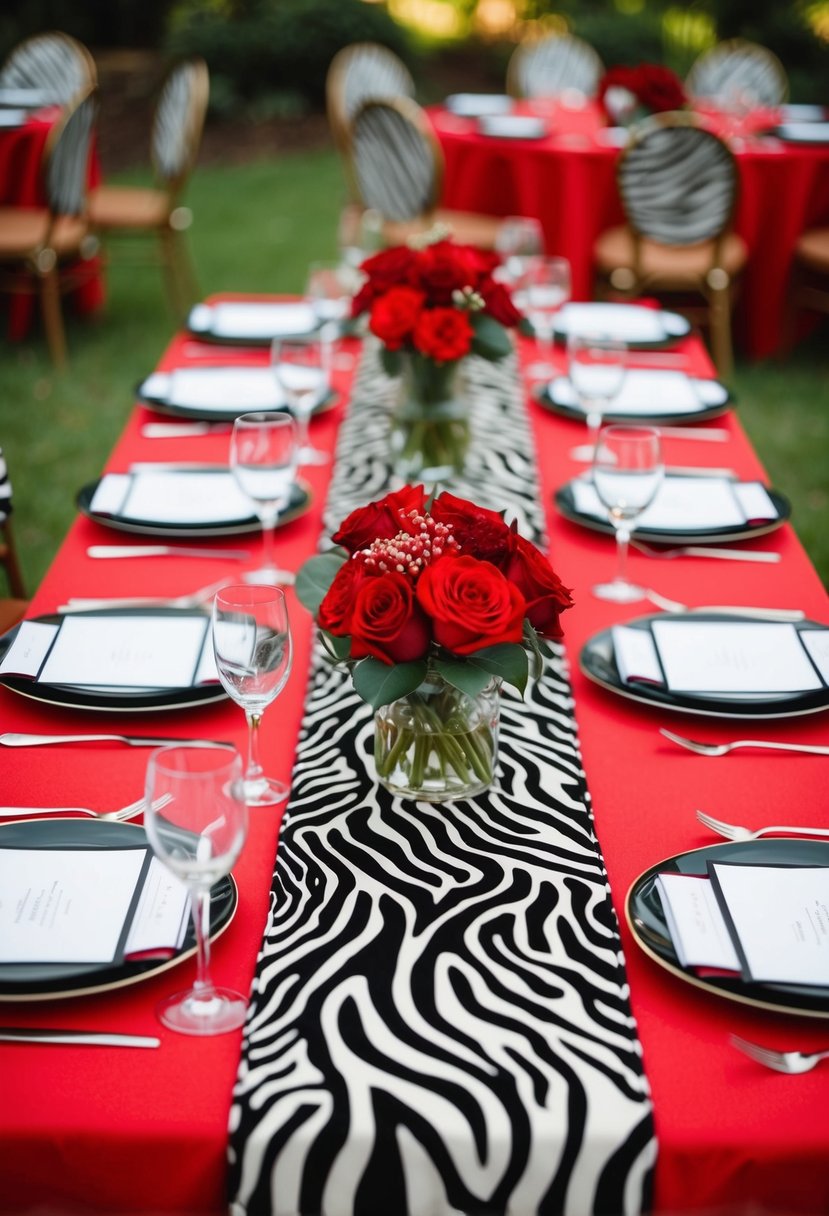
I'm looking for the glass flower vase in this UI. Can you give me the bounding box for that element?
[374,670,500,803]
[390,353,470,484]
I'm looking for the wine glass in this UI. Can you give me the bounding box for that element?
[524,255,571,379]
[271,336,329,466]
[494,215,545,288]
[230,410,297,584]
[591,424,664,603]
[212,584,293,806]
[144,744,248,1035]
[567,333,627,460]
[305,260,353,383]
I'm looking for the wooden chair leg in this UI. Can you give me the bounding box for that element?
[708,285,733,380]
[39,268,67,369]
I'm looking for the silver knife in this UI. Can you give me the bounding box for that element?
[0,733,234,748]
[87,545,250,560]
[0,1028,160,1047]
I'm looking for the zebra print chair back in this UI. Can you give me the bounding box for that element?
[0,31,96,103]
[0,446,26,602]
[618,115,738,248]
[350,97,441,224]
[44,89,96,219]
[327,43,414,150]
[151,59,209,188]
[507,32,603,99]
[686,39,788,108]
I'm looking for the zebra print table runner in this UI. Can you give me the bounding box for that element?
[229,349,655,1216]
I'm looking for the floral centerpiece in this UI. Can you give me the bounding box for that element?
[297,485,573,802]
[351,232,523,481]
[598,63,687,128]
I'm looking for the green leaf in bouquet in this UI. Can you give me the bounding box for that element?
[353,657,428,710]
[295,550,347,614]
[432,657,494,698]
[522,621,547,681]
[380,347,403,379]
[319,630,351,662]
[469,643,529,695]
[470,313,512,361]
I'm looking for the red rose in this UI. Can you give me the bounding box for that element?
[430,492,512,565]
[416,554,526,655]
[502,535,573,639]
[332,485,426,554]
[318,557,369,636]
[413,307,473,362]
[350,571,431,664]
[369,286,425,350]
[636,64,686,113]
[478,279,522,329]
[416,241,484,303]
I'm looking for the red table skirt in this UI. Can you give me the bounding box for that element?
[431,100,829,360]
[1,306,828,1213]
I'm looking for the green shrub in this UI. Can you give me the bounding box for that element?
[165,0,412,114]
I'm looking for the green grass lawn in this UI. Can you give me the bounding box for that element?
[1,145,827,594]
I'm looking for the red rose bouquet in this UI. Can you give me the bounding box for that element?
[599,64,687,127]
[351,234,523,480]
[297,485,573,801]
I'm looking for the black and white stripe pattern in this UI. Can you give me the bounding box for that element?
[228,345,655,1216]
[686,39,787,108]
[508,34,603,100]
[351,99,437,223]
[338,43,415,125]
[152,59,209,184]
[0,447,13,523]
[619,121,737,247]
[45,90,96,218]
[0,31,95,103]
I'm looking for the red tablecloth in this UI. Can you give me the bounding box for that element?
[431,100,829,360]
[1,304,827,1214]
[0,108,104,340]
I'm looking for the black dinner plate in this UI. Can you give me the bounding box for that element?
[135,366,336,423]
[555,477,790,545]
[535,373,732,425]
[76,473,311,539]
[0,818,237,1001]
[580,612,829,719]
[186,300,322,346]
[0,608,227,714]
[554,304,691,347]
[627,838,829,1017]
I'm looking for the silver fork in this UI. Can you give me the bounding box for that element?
[0,793,172,822]
[643,588,804,621]
[731,1035,829,1074]
[631,540,780,563]
[662,728,829,757]
[695,808,829,841]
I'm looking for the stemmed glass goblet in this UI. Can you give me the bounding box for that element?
[305,260,353,383]
[230,410,297,585]
[591,424,664,603]
[567,333,627,461]
[212,584,293,806]
[144,744,248,1035]
[525,255,572,379]
[271,336,329,466]
[494,215,545,288]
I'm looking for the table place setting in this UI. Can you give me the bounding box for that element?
[136,363,334,423]
[536,366,731,425]
[186,299,319,344]
[443,92,513,118]
[581,613,829,718]
[626,837,829,1017]
[553,302,691,346]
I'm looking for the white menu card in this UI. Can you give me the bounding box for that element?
[553,370,710,415]
[709,863,829,985]
[0,615,216,689]
[556,303,671,343]
[141,367,285,412]
[651,620,823,696]
[90,470,256,525]
[656,873,741,970]
[190,301,316,340]
[571,475,777,532]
